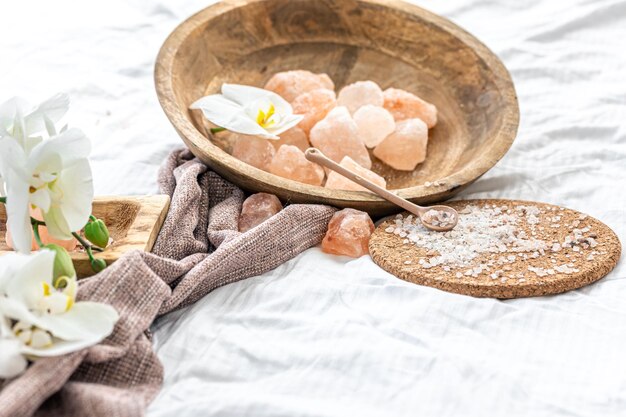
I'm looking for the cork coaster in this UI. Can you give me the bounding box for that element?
[369,199,621,298]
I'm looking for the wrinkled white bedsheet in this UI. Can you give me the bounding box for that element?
[2,1,625,416]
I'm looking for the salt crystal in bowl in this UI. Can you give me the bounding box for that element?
[155,0,519,216]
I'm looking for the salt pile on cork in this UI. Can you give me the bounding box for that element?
[384,203,605,282]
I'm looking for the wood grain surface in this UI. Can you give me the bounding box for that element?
[0,195,171,278]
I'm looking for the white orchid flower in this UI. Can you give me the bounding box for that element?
[0,250,118,377]
[0,93,70,201]
[190,84,303,139]
[0,128,93,253]
[0,93,69,152]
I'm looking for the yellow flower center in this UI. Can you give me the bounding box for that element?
[256,103,276,129]
[38,276,76,314]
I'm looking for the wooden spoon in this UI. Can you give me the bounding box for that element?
[305,148,459,232]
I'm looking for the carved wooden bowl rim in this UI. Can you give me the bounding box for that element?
[155,0,520,215]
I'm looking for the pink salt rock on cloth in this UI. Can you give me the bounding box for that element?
[337,80,384,114]
[231,134,275,171]
[291,88,337,135]
[383,88,438,128]
[272,126,310,153]
[353,105,396,148]
[238,193,283,232]
[321,208,375,258]
[264,70,334,103]
[269,145,325,186]
[373,118,429,171]
[309,106,372,169]
[325,156,387,192]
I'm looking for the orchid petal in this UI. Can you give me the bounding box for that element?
[3,172,31,254]
[30,188,51,212]
[29,128,91,168]
[48,128,91,163]
[0,296,42,328]
[11,108,27,149]
[43,115,57,137]
[0,137,32,253]
[42,158,93,239]
[190,94,242,116]
[0,97,30,136]
[0,338,28,378]
[0,252,30,295]
[41,206,72,240]
[34,301,118,341]
[218,114,278,139]
[265,114,304,136]
[190,94,276,138]
[5,250,55,309]
[0,136,31,180]
[222,83,292,109]
[23,93,69,135]
[23,136,43,154]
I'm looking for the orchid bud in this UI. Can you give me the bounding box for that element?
[43,244,76,282]
[90,258,107,273]
[84,217,110,248]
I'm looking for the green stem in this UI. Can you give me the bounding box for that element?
[0,197,6,204]
[73,231,96,265]
[32,223,43,248]
[72,231,104,253]
[210,127,226,134]
[30,217,45,226]
[89,215,97,222]
[73,231,107,273]
[85,245,96,264]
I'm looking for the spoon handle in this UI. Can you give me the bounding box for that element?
[305,148,424,217]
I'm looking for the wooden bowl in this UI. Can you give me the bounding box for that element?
[155,0,519,216]
[0,196,170,277]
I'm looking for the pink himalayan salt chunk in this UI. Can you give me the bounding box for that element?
[231,134,275,171]
[238,193,283,233]
[353,105,395,148]
[264,70,334,103]
[309,106,371,169]
[271,127,310,153]
[337,80,384,114]
[383,88,438,128]
[321,208,375,258]
[325,156,387,193]
[291,88,337,135]
[269,145,325,186]
[373,118,428,171]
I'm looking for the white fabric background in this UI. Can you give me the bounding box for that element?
[2,1,626,416]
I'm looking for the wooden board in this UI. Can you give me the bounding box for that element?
[0,195,170,277]
[369,199,621,298]
[155,0,520,216]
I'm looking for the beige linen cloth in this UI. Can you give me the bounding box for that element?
[0,149,336,417]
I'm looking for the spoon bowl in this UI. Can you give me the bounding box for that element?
[418,205,459,232]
